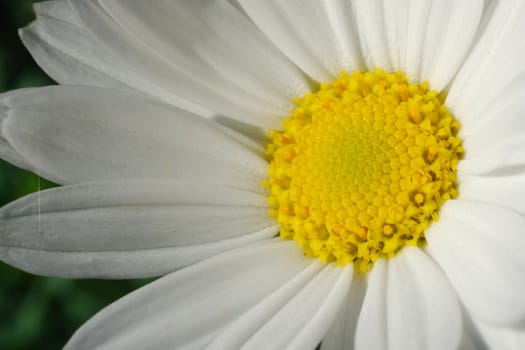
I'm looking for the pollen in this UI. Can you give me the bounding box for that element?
[264,69,463,274]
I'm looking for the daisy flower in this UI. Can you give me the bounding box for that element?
[1,0,525,349]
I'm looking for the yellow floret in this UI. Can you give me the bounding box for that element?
[264,69,463,274]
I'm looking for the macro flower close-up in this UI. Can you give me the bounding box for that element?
[1,0,525,349]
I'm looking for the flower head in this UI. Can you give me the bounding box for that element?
[265,69,463,273]
[1,0,525,349]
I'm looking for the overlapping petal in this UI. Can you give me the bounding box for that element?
[460,172,525,215]
[21,1,138,91]
[476,322,525,350]
[457,78,525,175]
[320,276,366,350]
[354,248,462,350]
[426,200,525,326]
[238,264,352,350]
[64,240,325,349]
[1,0,524,349]
[448,0,525,123]
[0,179,276,278]
[0,86,266,188]
[207,261,326,349]
[65,0,310,129]
[238,0,363,82]
[353,0,483,90]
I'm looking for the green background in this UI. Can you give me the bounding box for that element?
[0,1,150,349]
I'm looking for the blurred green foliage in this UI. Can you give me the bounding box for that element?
[0,1,150,349]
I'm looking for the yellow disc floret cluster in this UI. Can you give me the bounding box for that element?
[264,69,463,274]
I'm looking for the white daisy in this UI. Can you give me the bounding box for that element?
[1,0,525,349]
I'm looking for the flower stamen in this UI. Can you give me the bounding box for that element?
[264,69,463,274]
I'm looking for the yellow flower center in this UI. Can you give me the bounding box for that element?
[264,69,463,274]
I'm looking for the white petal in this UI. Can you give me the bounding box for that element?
[100,0,309,108]
[426,200,525,326]
[320,276,367,350]
[20,8,135,90]
[33,0,80,25]
[67,0,309,129]
[382,0,414,75]
[0,179,276,278]
[206,260,325,349]
[447,0,525,122]
[458,313,489,350]
[460,172,525,216]
[457,78,525,175]
[418,0,483,91]
[240,264,352,350]
[1,180,269,249]
[352,0,392,72]
[355,248,462,350]
[0,86,265,188]
[354,259,388,350]
[0,138,32,171]
[386,248,461,350]
[22,1,212,118]
[0,90,35,172]
[238,0,363,82]
[64,240,312,349]
[477,322,525,350]
[358,0,483,89]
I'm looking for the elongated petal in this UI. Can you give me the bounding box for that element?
[354,259,388,350]
[0,180,269,250]
[417,0,483,91]
[240,264,352,350]
[477,322,525,350]
[355,0,483,89]
[34,0,80,25]
[355,248,462,350]
[0,92,34,171]
[22,0,213,118]
[382,0,420,77]
[386,248,462,350]
[448,0,525,121]
[21,3,129,90]
[67,0,309,129]
[460,172,525,215]
[207,261,325,349]
[0,179,276,278]
[457,78,525,174]
[352,0,392,72]
[238,0,363,82]
[0,86,265,188]
[383,0,483,91]
[456,312,488,350]
[64,240,313,349]
[100,0,309,107]
[320,276,367,350]
[426,200,525,326]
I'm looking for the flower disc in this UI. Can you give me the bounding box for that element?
[265,69,463,273]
